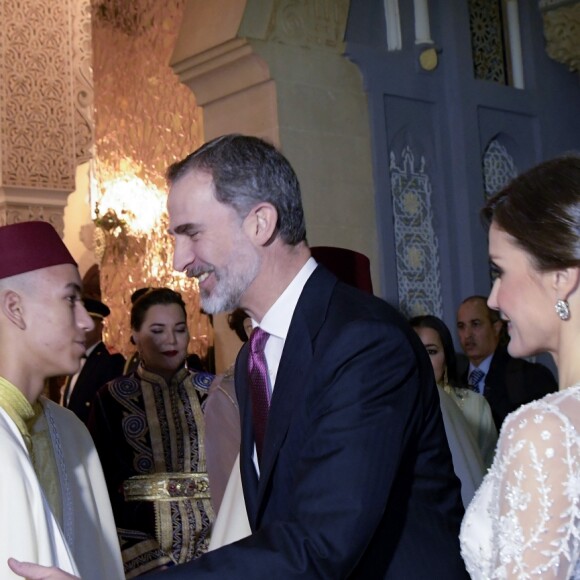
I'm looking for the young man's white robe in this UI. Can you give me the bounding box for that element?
[0,401,124,580]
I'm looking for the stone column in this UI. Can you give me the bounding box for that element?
[170,0,279,143]
[0,0,93,235]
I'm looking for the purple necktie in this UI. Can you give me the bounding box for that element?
[248,327,271,461]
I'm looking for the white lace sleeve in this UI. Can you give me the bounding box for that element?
[489,402,580,578]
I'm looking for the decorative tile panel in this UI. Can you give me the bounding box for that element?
[482,139,517,198]
[390,146,443,318]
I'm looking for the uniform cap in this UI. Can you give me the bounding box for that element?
[83,298,111,319]
[0,221,76,280]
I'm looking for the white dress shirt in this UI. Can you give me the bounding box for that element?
[250,257,317,472]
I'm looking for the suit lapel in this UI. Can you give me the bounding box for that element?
[483,349,503,398]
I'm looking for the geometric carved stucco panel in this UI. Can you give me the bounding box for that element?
[91,0,209,359]
[73,0,95,165]
[92,0,200,191]
[541,2,580,74]
[0,0,94,232]
[1,204,65,234]
[1,0,77,190]
[266,0,350,50]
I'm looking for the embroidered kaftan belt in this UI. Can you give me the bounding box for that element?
[123,472,211,502]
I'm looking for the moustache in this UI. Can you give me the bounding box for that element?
[185,266,213,279]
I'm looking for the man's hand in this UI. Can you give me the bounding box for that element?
[7,559,80,579]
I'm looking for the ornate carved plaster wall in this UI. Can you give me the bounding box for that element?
[0,0,93,233]
[540,0,580,73]
[91,0,211,360]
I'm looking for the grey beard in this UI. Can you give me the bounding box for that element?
[200,285,243,314]
[199,253,260,314]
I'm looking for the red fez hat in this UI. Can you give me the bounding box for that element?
[0,221,76,280]
[311,246,373,294]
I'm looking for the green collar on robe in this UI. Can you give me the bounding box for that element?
[0,375,35,453]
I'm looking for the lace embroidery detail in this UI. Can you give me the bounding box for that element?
[461,384,580,578]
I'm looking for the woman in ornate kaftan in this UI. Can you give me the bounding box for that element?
[88,288,215,578]
[460,156,580,579]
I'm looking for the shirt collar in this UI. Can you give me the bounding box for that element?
[85,341,101,358]
[253,257,317,340]
[469,352,493,375]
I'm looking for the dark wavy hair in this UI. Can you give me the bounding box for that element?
[130,288,187,331]
[409,315,460,388]
[482,155,580,272]
[166,134,307,246]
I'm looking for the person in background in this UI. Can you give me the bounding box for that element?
[121,288,151,375]
[411,314,497,468]
[0,221,123,580]
[228,307,253,343]
[410,315,487,506]
[457,295,557,429]
[62,297,125,425]
[87,287,215,578]
[123,287,206,375]
[460,156,580,577]
[203,307,249,514]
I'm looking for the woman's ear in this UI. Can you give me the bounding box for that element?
[244,203,278,246]
[553,267,580,300]
[0,290,26,330]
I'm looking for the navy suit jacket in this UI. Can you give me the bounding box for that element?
[66,341,125,425]
[462,346,557,430]
[155,266,467,578]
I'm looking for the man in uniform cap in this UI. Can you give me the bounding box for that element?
[0,221,123,579]
[63,297,125,425]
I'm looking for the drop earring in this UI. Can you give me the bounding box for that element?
[555,299,571,321]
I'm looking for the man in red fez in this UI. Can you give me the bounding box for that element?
[0,221,123,579]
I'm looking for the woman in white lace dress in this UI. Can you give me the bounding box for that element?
[460,156,580,579]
